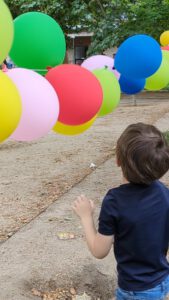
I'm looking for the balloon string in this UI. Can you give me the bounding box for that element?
[32,69,48,72]
[1,67,51,72]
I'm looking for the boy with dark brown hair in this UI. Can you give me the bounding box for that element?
[73,123,169,300]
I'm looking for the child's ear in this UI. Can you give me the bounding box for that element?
[116,156,121,167]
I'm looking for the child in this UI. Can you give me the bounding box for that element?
[73,123,169,300]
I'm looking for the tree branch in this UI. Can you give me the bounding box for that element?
[95,0,106,15]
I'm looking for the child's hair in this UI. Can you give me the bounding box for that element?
[116,123,169,185]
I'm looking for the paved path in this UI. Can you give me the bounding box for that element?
[1,104,169,300]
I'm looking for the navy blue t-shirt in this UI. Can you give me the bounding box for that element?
[98,180,169,291]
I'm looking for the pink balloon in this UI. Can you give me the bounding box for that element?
[82,55,120,79]
[113,69,121,80]
[7,68,59,141]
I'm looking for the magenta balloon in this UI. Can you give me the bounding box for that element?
[113,69,120,80]
[81,55,120,79]
[7,68,59,141]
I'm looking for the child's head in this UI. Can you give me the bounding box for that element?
[116,123,169,185]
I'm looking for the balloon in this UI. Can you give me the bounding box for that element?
[162,49,169,63]
[145,54,169,91]
[161,46,169,51]
[0,71,22,142]
[93,68,121,117]
[7,69,59,141]
[0,1,14,64]
[115,34,162,79]
[113,69,120,80]
[46,64,103,126]
[82,55,120,79]
[119,76,145,95]
[160,31,169,46]
[53,116,97,136]
[9,12,66,74]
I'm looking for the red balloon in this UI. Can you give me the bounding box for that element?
[161,46,169,51]
[46,64,103,126]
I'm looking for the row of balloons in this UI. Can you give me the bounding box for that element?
[1,0,169,143]
[0,1,121,142]
[116,31,169,94]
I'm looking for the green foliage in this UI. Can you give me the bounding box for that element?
[5,0,91,32]
[88,0,169,54]
[5,0,169,54]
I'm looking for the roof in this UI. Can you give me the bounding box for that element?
[67,32,94,38]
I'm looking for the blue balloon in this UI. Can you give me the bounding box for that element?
[119,75,146,95]
[115,34,162,79]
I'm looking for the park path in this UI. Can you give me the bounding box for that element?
[0,100,169,299]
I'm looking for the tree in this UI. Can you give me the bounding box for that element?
[88,0,169,54]
[5,0,169,55]
[5,0,91,32]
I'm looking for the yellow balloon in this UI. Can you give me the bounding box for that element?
[53,116,97,136]
[160,31,169,46]
[0,1,14,64]
[0,71,22,142]
[145,54,169,91]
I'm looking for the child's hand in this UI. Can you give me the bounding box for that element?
[72,195,95,220]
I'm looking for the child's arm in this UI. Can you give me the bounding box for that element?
[73,195,113,259]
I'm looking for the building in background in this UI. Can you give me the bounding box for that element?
[66,32,117,65]
[67,32,93,64]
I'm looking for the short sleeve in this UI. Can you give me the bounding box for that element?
[98,190,118,236]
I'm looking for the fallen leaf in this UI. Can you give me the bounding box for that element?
[90,163,96,169]
[34,287,77,299]
[70,288,76,295]
[63,217,73,222]
[57,233,75,240]
[75,292,91,300]
[7,232,13,237]
[32,288,42,297]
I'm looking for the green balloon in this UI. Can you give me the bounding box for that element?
[9,12,66,72]
[145,54,169,91]
[0,1,14,64]
[93,68,121,116]
[162,49,169,63]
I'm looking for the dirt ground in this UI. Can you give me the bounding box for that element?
[1,99,169,243]
[1,98,169,300]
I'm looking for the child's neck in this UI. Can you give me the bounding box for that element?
[122,176,129,184]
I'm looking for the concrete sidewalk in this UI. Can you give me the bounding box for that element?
[0,157,119,300]
[0,111,169,300]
